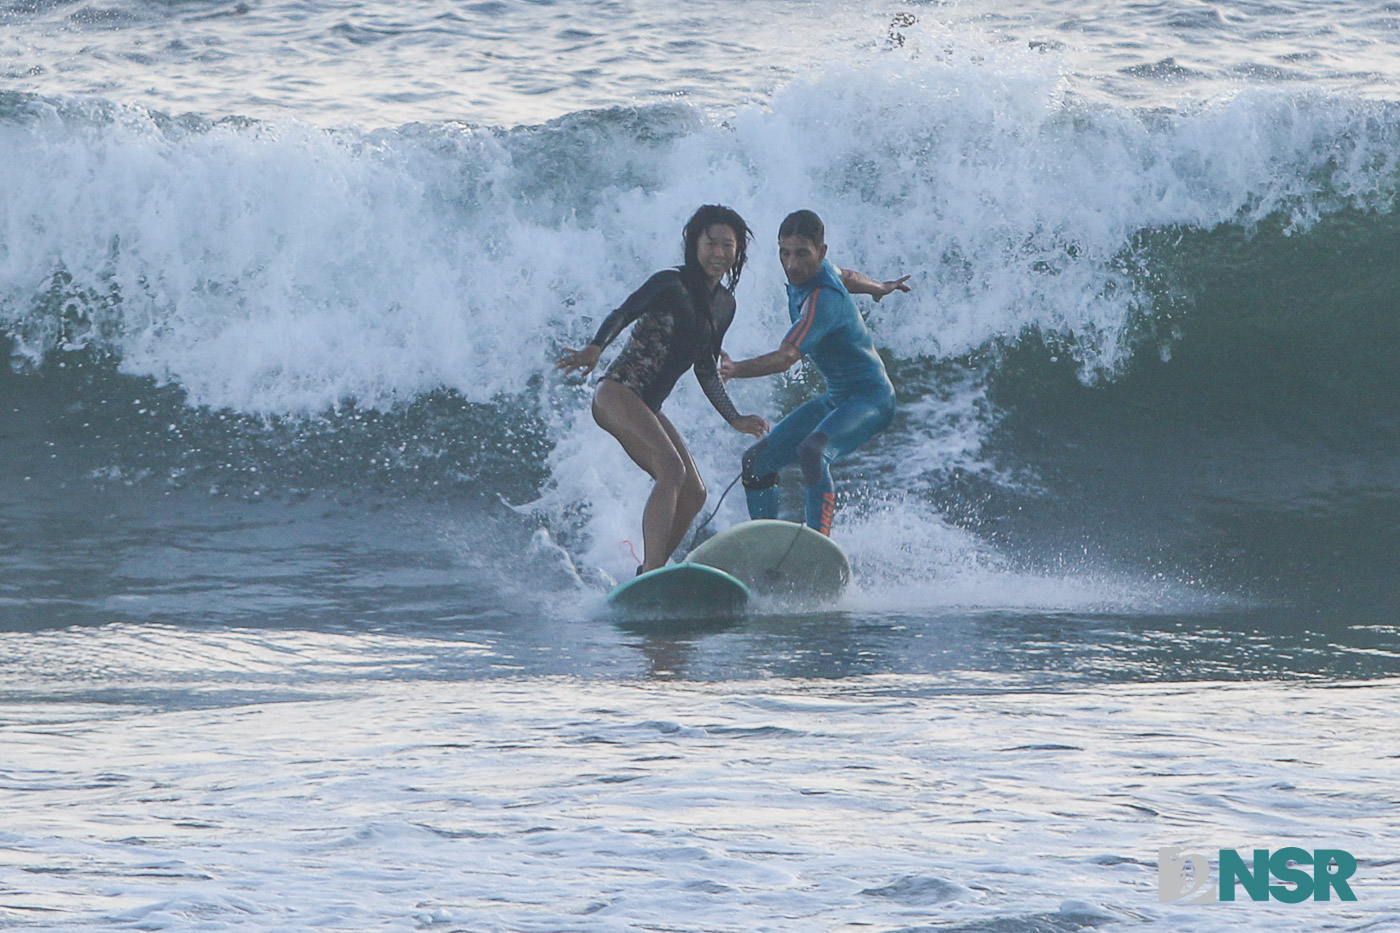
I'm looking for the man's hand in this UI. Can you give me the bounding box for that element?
[557,344,602,376]
[730,414,770,438]
[841,268,913,302]
[869,274,912,302]
[719,351,735,382]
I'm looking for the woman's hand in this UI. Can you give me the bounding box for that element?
[557,344,602,376]
[730,414,770,438]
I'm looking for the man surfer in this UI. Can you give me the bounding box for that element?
[722,209,909,536]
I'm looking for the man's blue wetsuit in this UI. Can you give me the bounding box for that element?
[742,259,895,534]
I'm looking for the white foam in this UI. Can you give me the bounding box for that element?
[5,58,1396,413]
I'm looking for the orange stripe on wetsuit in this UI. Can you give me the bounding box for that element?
[817,491,836,536]
[784,288,822,349]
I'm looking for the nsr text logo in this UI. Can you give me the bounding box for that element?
[1158,847,1357,904]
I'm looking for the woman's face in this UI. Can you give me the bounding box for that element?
[696,223,739,285]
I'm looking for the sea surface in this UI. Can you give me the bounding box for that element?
[1,1,1399,930]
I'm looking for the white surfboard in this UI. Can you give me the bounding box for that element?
[685,519,850,603]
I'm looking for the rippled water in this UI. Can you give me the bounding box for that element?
[3,669,1396,932]
[6,0,1400,127]
[1,0,834,126]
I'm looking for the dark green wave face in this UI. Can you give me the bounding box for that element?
[948,208,1400,617]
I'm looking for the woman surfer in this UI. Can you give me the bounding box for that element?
[557,205,769,574]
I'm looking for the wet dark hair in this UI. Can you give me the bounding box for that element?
[682,204,753,290]
[778,209,825,246]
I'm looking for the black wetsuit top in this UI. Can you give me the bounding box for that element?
[590,267,741,421]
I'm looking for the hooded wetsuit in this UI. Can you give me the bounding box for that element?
[742,259,896,534]
[590,267,741,421]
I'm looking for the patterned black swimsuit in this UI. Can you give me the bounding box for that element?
[590,267,741,421]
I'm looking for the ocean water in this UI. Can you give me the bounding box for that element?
[2,1,1399,930]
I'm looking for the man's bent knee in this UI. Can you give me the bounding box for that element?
[797,432,830,487]
[741,440,779,491]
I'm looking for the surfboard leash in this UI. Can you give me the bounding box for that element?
[688,471,743,551]
[776,520,806,567]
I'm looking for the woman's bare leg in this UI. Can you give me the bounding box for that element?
[591,379,690,572]
[654,410,707,560]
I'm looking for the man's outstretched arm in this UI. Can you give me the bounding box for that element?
[721,342,802,380]
[841,268,911,302]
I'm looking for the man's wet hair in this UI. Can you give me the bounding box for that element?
[778,209,825,246]
[683,204,753,289]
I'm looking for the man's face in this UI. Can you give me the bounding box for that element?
[778,235,827,287]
